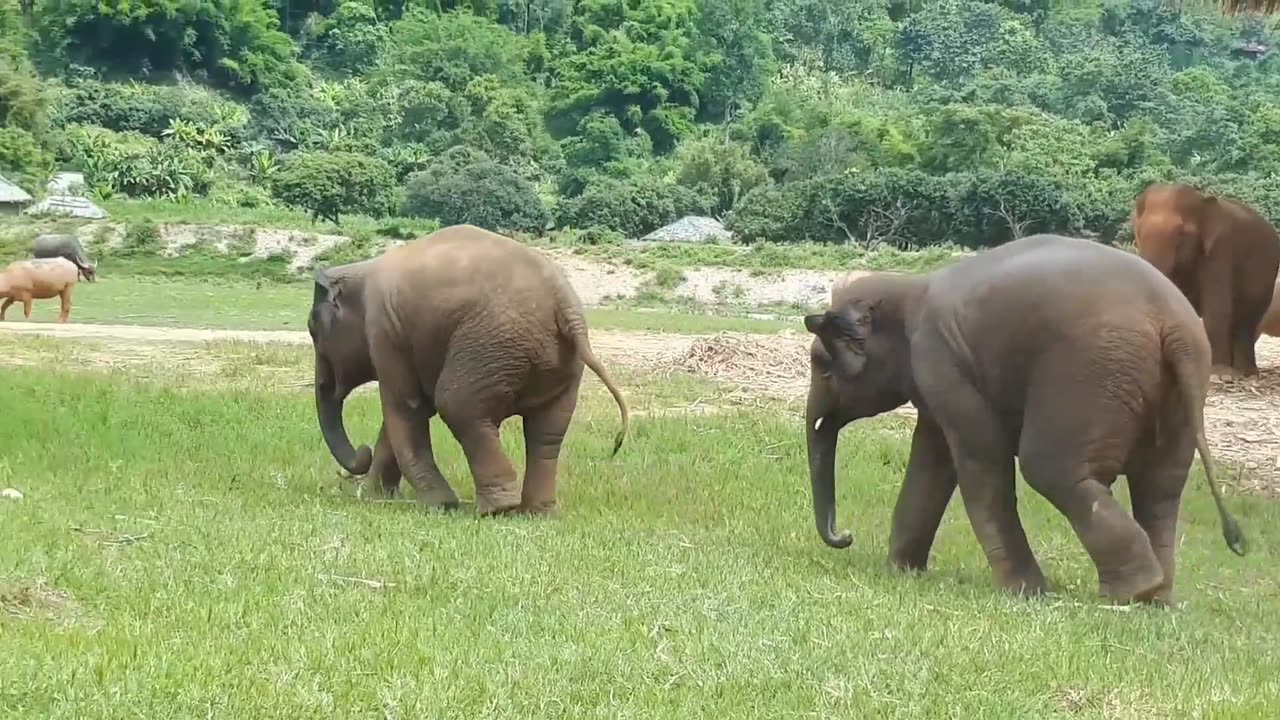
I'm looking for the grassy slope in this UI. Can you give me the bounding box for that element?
[2,359,1279,718]
[8,275,796,335]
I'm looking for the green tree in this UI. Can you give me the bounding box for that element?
[271,150,398,223]
[401,146,551,233]
[35,0,306,93]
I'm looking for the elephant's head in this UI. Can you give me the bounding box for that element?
[1133,183,1219,280]
[79,262,97,283]
[802,272,926,549]
[308,262,378,476]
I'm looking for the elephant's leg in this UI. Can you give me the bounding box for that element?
[518,373,584,515]
[917,364,1045,595]
[20,295,32,320]
[371,352,459,510]
[1124,417,1195,605]
[1019,405,1162,605]
[0,298,11,320]
[1198,279,1235,375]
[434,343,524,516]
[887,412,958,572]
[1231,286,1270,376]
[444,417,521,516]
[361,423,404,499]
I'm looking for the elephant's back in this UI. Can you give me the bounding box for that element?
[929,233,1198,333]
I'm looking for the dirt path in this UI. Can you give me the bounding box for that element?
[5,321,1280,496]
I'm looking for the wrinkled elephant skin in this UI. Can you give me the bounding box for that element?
[308,224,629,517]
[803,234,1246,606]
[1132,183,1280,376]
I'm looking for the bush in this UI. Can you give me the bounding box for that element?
[400,146,550,234]
[60,79,247,140]
[271,151,398,224]
[58,124,218,200]
[947,170,1076,248]
[0,126,53,191]
[555,177,707,238]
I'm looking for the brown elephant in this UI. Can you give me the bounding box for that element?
[804,233,1246,605]
[1131,182,1280,376]
[1256,279,1280,339]
[309,224,629,515]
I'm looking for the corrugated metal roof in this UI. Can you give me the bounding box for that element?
[0,173,34,204]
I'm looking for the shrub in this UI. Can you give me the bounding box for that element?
[60,79,248,140]
[947,170,1076,248]
[555,177,707,238]
[400,146,550,234]
[675,137,771,216]
[58,124,218,200]
[270,151,398,224]
[0,126,54,191]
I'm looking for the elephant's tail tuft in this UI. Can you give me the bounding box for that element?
[557,305,629,456]
[1164,328,1247,556]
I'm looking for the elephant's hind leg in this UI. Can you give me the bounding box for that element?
[519,372,584,515]
[1123,409,1196,605]
[0,298,12,320]
[1019,402,1162,605]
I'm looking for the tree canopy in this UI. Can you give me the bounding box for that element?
[6,0,1280,245]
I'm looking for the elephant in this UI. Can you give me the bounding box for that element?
[32,234,96,283]
[804,233,1246,605]
[1255,279,1280,340]
[309,224,629,515]
[1131,183,1280,377]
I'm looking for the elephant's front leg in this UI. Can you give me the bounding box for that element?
[373,354,460,510]
[360,423,404,500]
[887,412,958,572]
[519,375,583,515]
[1197,274,1235,375]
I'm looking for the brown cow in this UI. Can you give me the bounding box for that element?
[0,257,81,323]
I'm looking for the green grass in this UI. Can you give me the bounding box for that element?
[2,360,1280,717]
[10,275,797,334]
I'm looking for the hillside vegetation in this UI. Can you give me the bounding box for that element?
[5,0,1280,253]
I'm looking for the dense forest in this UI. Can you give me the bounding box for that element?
[4,0,1280,248]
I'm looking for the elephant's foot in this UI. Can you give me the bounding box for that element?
[516,499,559,517]
[1210,365,1242,383]
[887,544,931,573]
[996,571,1049,598]
[1097,555,1166,605]
[474,483,522,516]
[410,479,461,511]
[357,478,399,500]
[989,554,1049,598]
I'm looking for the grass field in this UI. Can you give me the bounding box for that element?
[8,275,796,335]
[3,343,1280,718]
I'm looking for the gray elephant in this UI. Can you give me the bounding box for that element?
[32,234,96,282]
[804,233,1245,605]
[309,224,628,515]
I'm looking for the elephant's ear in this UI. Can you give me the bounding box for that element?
[804,303,872,345]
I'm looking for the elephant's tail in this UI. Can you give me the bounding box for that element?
[558,306,629,456]
[1165,329,1247,556]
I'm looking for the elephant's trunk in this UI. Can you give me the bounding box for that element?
[808,414,852,549]
[315,360,372,475]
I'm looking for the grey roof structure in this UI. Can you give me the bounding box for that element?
[0,173,34,205]
[23,194,109,219]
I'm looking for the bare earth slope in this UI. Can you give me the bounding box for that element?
[4,321,1280,496]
